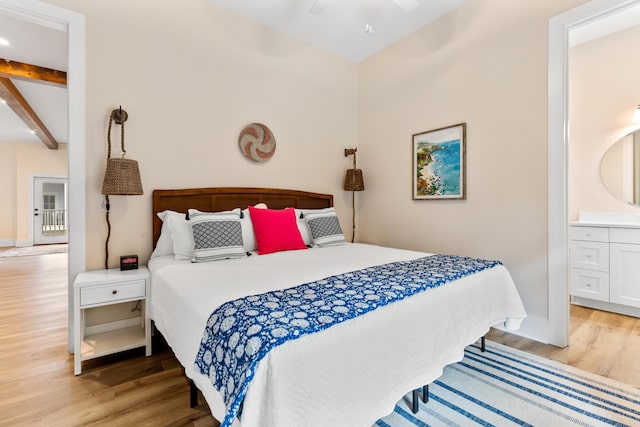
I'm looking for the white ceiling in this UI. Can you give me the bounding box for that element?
[207,0,469,63]
[210,0,640,63]
[0,11,68,144]
[570,2,640,47]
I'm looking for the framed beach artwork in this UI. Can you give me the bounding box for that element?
[412,123,466,200]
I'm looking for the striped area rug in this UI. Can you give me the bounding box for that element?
[376,341,640,427]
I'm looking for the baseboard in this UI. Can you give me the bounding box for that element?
[0,239,16,247]
[571,296,640,318]
[15,240,31,248]
[492,314,550,345]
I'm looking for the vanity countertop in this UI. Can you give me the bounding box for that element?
[571,212,640,229]
[570,221,640,229]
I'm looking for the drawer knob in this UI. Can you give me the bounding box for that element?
[112,290,118,295]
[585,233,591,237]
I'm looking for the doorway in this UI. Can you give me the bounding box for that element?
[0,0,85,353]
[33,176,68,245]
[548,0,640,348]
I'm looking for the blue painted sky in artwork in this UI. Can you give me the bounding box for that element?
[430,140,461,195]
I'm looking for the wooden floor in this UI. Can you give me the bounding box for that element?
[488,303,640,389]
[0,253,216,426]
[1,253,638,425]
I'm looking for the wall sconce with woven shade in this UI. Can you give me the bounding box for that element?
[101,107,143,269]
[344,148,364,243]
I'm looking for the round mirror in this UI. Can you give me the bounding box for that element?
[600,129,640,206]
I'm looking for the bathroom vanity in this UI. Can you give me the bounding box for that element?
[570,212,640,317]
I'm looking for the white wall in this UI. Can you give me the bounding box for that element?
[36,0,613,344]
[15,142,68,245]
[569,24,640,218]
[0,140,67,246]
[357,0,585,339]
[0,141,17,246]
[44,0,359,270]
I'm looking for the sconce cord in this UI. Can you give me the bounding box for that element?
[345,148,358,243]
[104,108,127,269]
[351,150,357,242]
[104,195,111,270]
[107,107,127,159]
[350,190,356,243]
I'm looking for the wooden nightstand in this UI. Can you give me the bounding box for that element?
[73,267,151,375]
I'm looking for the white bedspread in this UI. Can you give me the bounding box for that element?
[149,243,526,427]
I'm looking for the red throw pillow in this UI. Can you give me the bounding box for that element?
[248,206,307,255]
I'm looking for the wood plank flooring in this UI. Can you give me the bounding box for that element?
[0,254,217,426]
[1,253,638,425]
[488,304,640,389]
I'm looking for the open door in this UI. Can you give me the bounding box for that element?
[34,177,68,245]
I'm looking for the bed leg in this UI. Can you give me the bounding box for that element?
[190,379,198,408]
[412,389,419,413]
[481,335,486,352]
[422,385,429,403]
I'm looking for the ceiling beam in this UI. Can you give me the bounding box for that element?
[0,77,58,149]
[0,59,66,87]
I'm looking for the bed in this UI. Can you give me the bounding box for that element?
[149,187,526,427]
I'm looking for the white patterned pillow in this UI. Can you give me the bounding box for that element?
[189,209,246,262]
[167,213,195,260]
[295,207,334,246]
[241,203,268,252]
[302,207,346,247]
[151,210,183,258]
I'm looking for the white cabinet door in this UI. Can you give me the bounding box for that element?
[610,243,640,308]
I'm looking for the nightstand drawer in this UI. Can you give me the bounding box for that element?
[80,279,146,306]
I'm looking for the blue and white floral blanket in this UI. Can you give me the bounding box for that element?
[193,254,501,427]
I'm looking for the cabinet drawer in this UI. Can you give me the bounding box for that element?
[569,226,609,242]
[80,279,146,306]
[610,228,640,245]
[570,241,609,271]
[570,269,609,302]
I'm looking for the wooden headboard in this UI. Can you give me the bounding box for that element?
[152,187,334,248]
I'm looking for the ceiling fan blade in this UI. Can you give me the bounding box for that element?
[309,0,332,14]
[393,0,418,13]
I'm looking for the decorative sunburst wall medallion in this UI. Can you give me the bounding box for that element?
[238,123,276,162]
